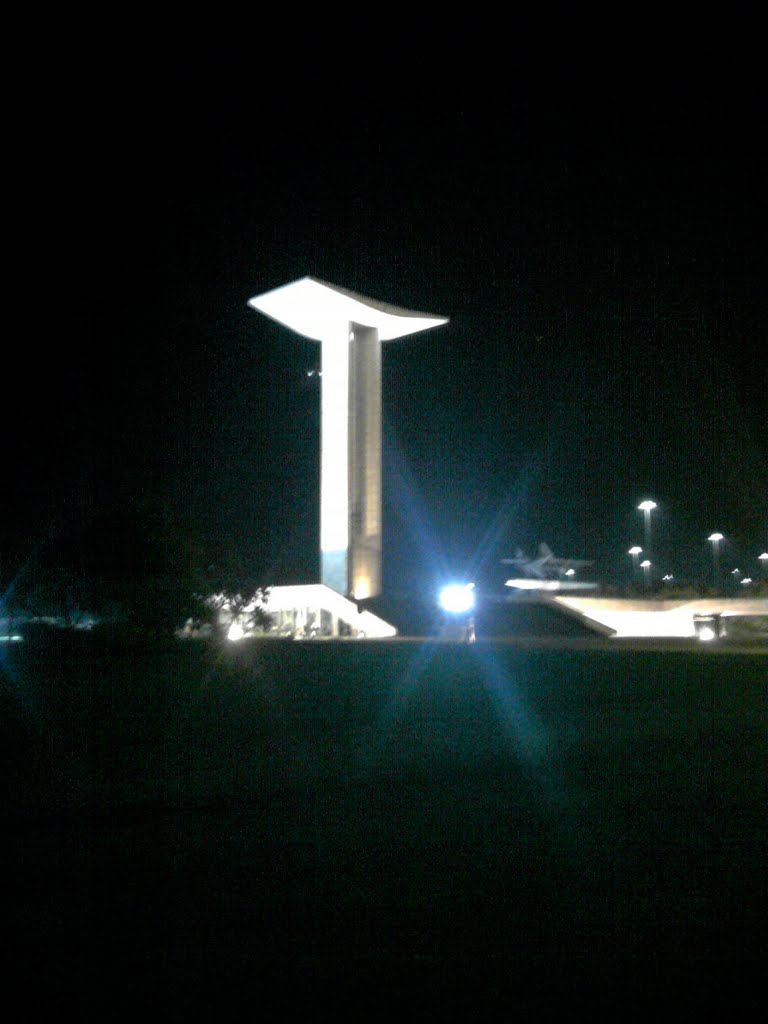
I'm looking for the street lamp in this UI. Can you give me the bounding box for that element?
[759,552,768,578]
[637,501,657,558]
[640,559,652,592]
[628,546,643,578]
[707,533,724,592]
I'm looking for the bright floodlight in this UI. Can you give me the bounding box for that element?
[708,533,724,543]
[637,500,657,512]
[758,553,768,561]
[628,546,642,556]
[698,626,716,642]
[439,583,475,614]
[227,621,245,642]
[249,277,448,599]
[640,559,651,568]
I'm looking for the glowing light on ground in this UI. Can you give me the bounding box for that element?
[439,583,475,614]
[227,622,245,642]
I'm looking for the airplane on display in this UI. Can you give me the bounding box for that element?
[502,543,598,592]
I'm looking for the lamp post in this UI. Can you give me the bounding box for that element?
[628,546,642,587]
[637,500,657,558]
[640,559,652,593]
[707,533,724,593]
[759,552,768,578]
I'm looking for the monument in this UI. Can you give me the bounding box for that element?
[248,277,448,599]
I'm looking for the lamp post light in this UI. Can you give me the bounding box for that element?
[628,546,643,579]
[759,552,768,578]
[640,559,652,592]
[637,500,657,558]
[707,533,724,592]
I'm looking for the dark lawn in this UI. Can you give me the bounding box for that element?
[2,637,766,1016]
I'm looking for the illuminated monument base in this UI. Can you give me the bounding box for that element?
[248,278,448,599]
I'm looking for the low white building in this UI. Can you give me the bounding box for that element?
[263,584,397,639]
[551,597,768,639]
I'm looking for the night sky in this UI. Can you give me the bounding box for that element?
[6,39,767,599]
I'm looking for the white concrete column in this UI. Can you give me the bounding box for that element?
[348,323,382,599]
[320,327,350,594]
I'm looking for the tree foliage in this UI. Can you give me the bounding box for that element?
[9,506,270,636]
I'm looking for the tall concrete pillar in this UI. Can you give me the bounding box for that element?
[248,277,448,599]
[347,323,381,599]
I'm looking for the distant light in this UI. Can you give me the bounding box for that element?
[741,577,753,585]
[227,622,245,642]
[628,546,643,556]
[439,583,475,614]
[638,500,657,512]
[708,533,724,543]
[759,553,768,561]
[698,626,716,642]
[640,560,651,568]
[0,635,23,643]
[662,574,674,582]
[731,568,741,575]
[564,568,576,576]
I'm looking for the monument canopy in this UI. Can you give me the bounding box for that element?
[248,276,448,342]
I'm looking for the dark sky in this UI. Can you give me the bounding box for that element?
[5,39,767,595]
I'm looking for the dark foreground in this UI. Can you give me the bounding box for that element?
[2,637,766,1017]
